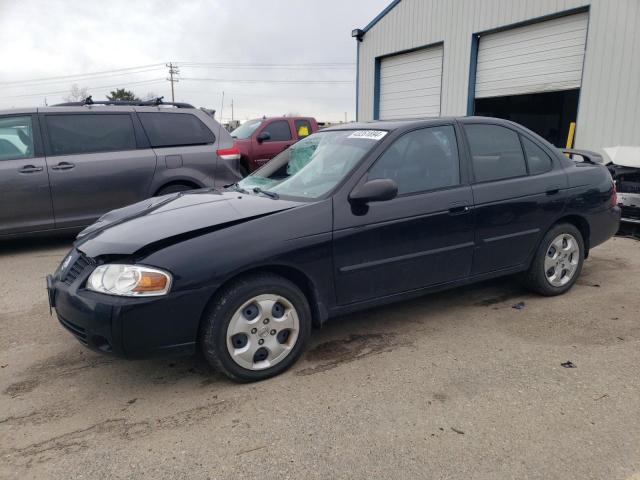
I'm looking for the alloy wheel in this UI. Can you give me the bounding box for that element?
[544,233,580,287]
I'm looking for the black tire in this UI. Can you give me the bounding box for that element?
[200,273,312,382]
[156,183,195,196]
[522,223,585,296]
[239,163,249,178]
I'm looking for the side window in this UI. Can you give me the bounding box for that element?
[261,120,292,142]
[368,125,460,195]
[46,114,136,155]
[0,116,34,161]
[138,113,215,148]
[464,124,527,182]
[294,119,311,139]
[521,136,553,174]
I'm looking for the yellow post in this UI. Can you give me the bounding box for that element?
[565,122,576,157]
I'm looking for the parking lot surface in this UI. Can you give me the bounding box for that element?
[1,236,639,479]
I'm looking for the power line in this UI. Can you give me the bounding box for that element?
[4,78,166,99]
[177,61,355,66]
[0,63,165,87]
[177,62,355,70]
[180,77,353,84]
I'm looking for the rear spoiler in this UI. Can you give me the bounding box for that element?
[560,148,604,165]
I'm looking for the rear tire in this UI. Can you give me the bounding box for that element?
[156,183,195,196]
[200,273,311,382]
[522,223,584,296]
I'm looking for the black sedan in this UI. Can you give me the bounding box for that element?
[48,117,620,381]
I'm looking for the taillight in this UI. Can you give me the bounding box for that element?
[611,181,618,207]
[217,146,241,160]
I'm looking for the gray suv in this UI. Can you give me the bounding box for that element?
[0,100,241,237]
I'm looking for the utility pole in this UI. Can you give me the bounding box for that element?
[166,62,180,102]
[231,99,234,122]
[344,111,347,123]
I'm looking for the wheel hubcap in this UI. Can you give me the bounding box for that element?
[544,233,579,287]
[226,294,299,370]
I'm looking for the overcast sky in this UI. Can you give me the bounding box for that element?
[0,0,389,122]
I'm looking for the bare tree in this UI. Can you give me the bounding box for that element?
[64,84,90,102]
[143,91,159,101]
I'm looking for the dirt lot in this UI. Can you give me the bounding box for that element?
[1,235,639,479]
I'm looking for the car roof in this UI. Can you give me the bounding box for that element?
[0,108,38,115]
[323,116,521,132]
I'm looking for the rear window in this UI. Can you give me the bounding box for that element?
[464,124,527,182]
[46,114,136,156]
[138,112,215,148]
[521,136,553,174]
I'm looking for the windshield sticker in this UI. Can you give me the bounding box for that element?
[347,130,388,141]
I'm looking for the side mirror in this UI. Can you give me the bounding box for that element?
[349,178,398,204]
[256,131,270,143]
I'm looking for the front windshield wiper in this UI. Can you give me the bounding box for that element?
[225,182,250,194]
[252,187,279,200]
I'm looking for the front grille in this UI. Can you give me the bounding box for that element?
[63,253,93,285]
[58,315,88,345]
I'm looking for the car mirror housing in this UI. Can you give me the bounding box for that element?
[256,131,271,143]
[349,178,398,204]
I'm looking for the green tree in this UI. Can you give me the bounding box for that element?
[106,88,140,102]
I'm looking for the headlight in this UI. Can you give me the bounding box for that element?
[87,264,172,297]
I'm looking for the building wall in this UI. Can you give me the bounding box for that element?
[357,0,640,152]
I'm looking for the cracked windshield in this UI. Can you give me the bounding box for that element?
[236,130,383,199]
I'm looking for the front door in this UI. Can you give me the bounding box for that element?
[252,119,294,167]
[0,114,54,235]
[42,112,157,228]
[333,124,475,305]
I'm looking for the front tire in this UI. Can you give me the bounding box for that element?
[200,273,311,382]
[523,223,584,296]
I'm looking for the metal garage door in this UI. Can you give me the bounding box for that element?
[475,12,589,98]
[378,45,443,119]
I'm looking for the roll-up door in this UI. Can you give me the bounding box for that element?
[475,12,588,99]
[378,45,443,119]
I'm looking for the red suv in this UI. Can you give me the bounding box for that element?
[230,116,318,175]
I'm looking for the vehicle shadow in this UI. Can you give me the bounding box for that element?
[96,274,529,389]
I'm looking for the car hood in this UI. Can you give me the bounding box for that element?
[75,189,303,258]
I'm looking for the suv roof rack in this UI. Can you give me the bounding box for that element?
[52,96,194,108]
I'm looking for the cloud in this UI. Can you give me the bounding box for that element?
[0,0,388,121]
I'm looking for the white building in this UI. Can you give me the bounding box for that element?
[354,0,639,153]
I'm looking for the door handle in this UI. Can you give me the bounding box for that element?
[51,162,75,171]
[18,165,43,173]
[448,205,470,215]
[546,187,560,195]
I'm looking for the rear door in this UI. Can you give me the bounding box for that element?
[461,120,568,274]
[42,111,157,228]
[252,119,295,167]
[332,123,475,304]
[137,111,220,189]
[0,113,54,235]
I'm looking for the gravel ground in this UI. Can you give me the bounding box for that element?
[0,235,639,480]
